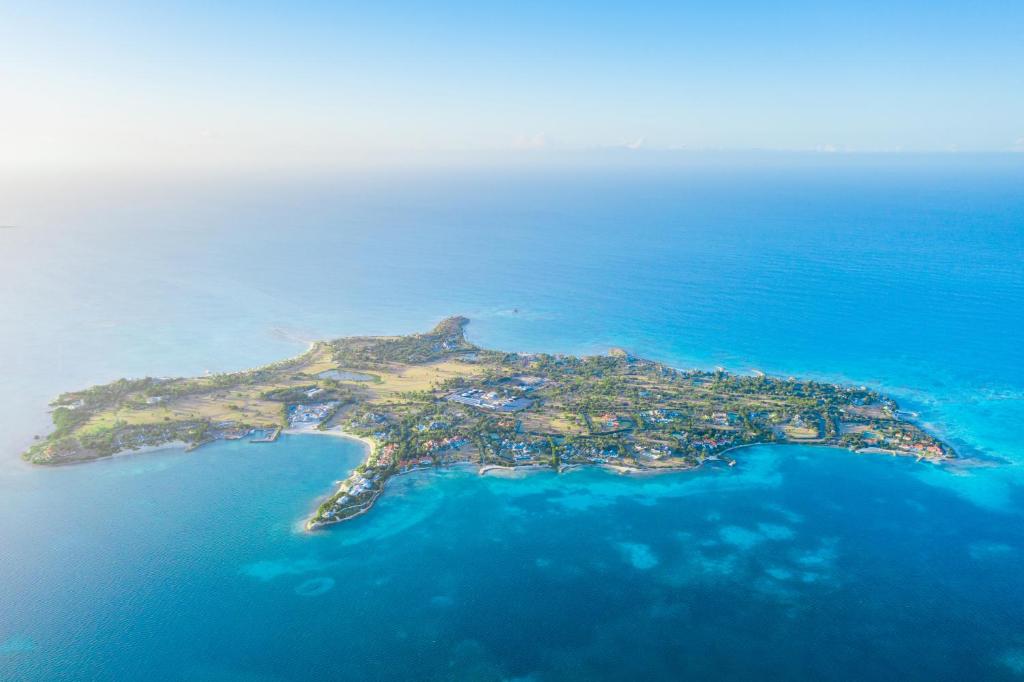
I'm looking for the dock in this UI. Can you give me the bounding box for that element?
[250,427,282,443]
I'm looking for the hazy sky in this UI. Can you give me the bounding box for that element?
[2,1,1022,170]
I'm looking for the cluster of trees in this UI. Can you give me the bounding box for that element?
[25,419,211,464]
[49,377,167,436]
[261,385,321,402]
[260,383,361,405]
[330,316,476,367]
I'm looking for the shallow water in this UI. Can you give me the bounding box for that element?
[1,161,1023,679]
[2,439,1023,680]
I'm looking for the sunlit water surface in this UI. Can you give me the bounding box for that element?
[1,162,1023,679]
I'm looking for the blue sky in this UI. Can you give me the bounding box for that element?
[1,1,1022,169]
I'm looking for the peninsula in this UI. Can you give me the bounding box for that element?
[25,317,953,529]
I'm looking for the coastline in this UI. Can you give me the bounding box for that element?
[27,316,957,530]
[479,463,555,477]
[283,426,377,455]
[31,418,956,530]
[292,426,377,532]
[304,437,962,530]
[40,427,957,533]
[39,439,192,467]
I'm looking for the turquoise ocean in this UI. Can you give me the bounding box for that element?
[2,158,1023,680]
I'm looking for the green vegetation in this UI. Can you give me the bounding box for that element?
[23,317,953,528]
[328,316,475,367]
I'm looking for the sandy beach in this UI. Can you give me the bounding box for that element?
[284,426,375,457]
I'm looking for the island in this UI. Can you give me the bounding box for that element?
[24,316,953,529]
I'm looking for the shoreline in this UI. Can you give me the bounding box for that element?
[25,317,959,532]
[479,463,555,477]
[293,427,377,532]
[304,438,960,530]
[36,439,192,468]
[283,426,377,455]
[37,428,960,533]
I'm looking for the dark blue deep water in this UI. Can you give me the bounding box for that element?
[2,159,1023,679]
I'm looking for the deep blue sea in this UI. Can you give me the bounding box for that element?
[2,158,1023,680]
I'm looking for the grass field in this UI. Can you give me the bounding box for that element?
[363,360,484,402]
[80,354,485,433]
